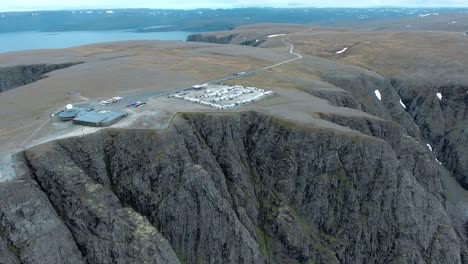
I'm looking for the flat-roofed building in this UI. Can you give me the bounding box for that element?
[72,110,128,127]
[58,107,93,121]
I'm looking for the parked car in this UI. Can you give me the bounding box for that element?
[100,100,111,106]
[135,102,147,108]
[126,101,146,108]
[233,71,246,76]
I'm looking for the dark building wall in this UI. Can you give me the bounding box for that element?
[72,113,127,127]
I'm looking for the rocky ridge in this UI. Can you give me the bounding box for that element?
[0,33,467,264]
[188,30,468,193]
[0,110,467,263]
[0,63,82,93]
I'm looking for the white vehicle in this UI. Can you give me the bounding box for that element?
[112,96,124,102]
[100,100,111,106]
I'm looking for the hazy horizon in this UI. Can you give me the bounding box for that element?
[1,0,468,12]
[2,7,468,12]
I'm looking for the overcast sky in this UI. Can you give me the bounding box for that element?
[2,0,468,11]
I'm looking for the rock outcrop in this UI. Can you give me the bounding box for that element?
[1,29,467,264]
[187,29,468,193]
[393,80,468,189]
[187,33,265,47]
[317,73,468,192]
[0,180,86,264]
[186,34,239,44]
[0,63,82,93]
[1,111,466,263]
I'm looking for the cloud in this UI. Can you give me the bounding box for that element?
[1,0,467,11]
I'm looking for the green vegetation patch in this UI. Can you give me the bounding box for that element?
[255,226,271,257]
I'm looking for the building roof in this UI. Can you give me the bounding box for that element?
[58,107,92,119]
[73,110,127,124]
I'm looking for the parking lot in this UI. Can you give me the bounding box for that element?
[171,84,273,109]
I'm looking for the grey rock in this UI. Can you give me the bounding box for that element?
[0,179,86,264]
[0,63,82,93]
[437,128,468,188]
[1,42,467,262]
[0,235,21,264]
[5,111,466,263]
[187,33,239,44]
[395,80,468,189]
[321,73,422,139]
[22,142,181,264]
[302,87,361,110]
[186,33,265,47]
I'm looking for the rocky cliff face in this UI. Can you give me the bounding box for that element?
[394,80,468,189]
[311,72,468,193]
[186,33,265,47]
[1,111,466,263]
[1,34,467,263]
[186,32,468,193]
[0,63,82,93]
[186,34,239,44]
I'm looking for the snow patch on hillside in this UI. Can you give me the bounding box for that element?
[268,34,286,38]
[336,47,349,54]
[374,90,382,101]
[400,99,406,109]
[427,144,433,151]
[418,13,438,17]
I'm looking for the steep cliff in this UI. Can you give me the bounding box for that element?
[1,111,466,263]
[393,80,468,189]
[0,63,82,93]
[185,29,468,192]
[316,73,468,192]
[187,33,265,47]
[186,34,240,44]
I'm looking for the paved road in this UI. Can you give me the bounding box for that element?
[260,39,302,70]
[206,38,302,84]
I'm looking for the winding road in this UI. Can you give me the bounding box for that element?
[260,39,302,70]
[207,37,302,84]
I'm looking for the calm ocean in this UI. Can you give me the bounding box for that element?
[0,30,192,53]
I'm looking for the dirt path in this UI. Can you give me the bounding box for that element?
[18,118,52,149]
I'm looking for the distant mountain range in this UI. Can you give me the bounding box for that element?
[0,7,467,33]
